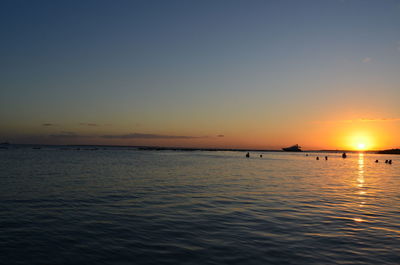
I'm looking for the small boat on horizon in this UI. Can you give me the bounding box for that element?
[282,144,302,152]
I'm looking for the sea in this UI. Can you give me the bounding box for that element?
[0,146,399,265]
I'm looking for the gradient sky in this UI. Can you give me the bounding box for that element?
[1,0,400,149]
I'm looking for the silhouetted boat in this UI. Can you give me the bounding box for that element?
[282,144,302,152]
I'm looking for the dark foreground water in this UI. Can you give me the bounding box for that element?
[0,148,399,265]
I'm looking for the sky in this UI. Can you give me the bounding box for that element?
[1,0,400,150]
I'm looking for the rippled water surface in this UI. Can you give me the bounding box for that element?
[1,148,399,264]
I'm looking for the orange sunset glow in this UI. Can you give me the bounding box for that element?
[1,1,399,152]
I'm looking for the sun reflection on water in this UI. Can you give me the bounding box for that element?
[356,153,366,220]
[357,153,364,187]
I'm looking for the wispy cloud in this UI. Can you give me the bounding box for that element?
[356,118,400,122]
[217,134,225,138]
[79,123,99,127]
[42,123,56,126]
[362,57,371,63]
[48,132,208,140]
[313,118,400,124]
[101,133,207,139]
[49,132,85,138]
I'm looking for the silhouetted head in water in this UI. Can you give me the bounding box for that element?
[342,152,347,158]
[246,152,250,158]
[389,160,392,164]
[316,157,319,160]
[260,154,262,158]
[385,160,388,163]
[325,156,328,160]
[375,160,379,163]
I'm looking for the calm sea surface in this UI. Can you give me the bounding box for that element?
[0,147,399,265]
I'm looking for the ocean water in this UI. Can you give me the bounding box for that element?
[0,147,399,265]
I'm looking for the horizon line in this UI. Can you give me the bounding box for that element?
[1,143,399,153]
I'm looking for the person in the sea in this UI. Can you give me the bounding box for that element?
[260,154,262,158]
[246,152,250,158]
[342,152,347,158]
[316,157,319,160]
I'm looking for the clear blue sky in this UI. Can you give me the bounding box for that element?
[1,0,399,148]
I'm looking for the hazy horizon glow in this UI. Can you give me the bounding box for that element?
[1,0,400,150]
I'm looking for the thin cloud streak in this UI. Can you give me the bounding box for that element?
[362,57,371,63]
[313,118,400,124]
[101,133,208,139]
[49,132,87,138]
[79,123,99,127]
[48,132,208,140]
[356,118,400,122]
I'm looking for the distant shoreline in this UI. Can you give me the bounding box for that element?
[1,143,399,154]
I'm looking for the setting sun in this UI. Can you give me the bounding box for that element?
[343,131,377,151]
[357,143,366,150]
[352,135,371,151]
[354,137,374,150]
